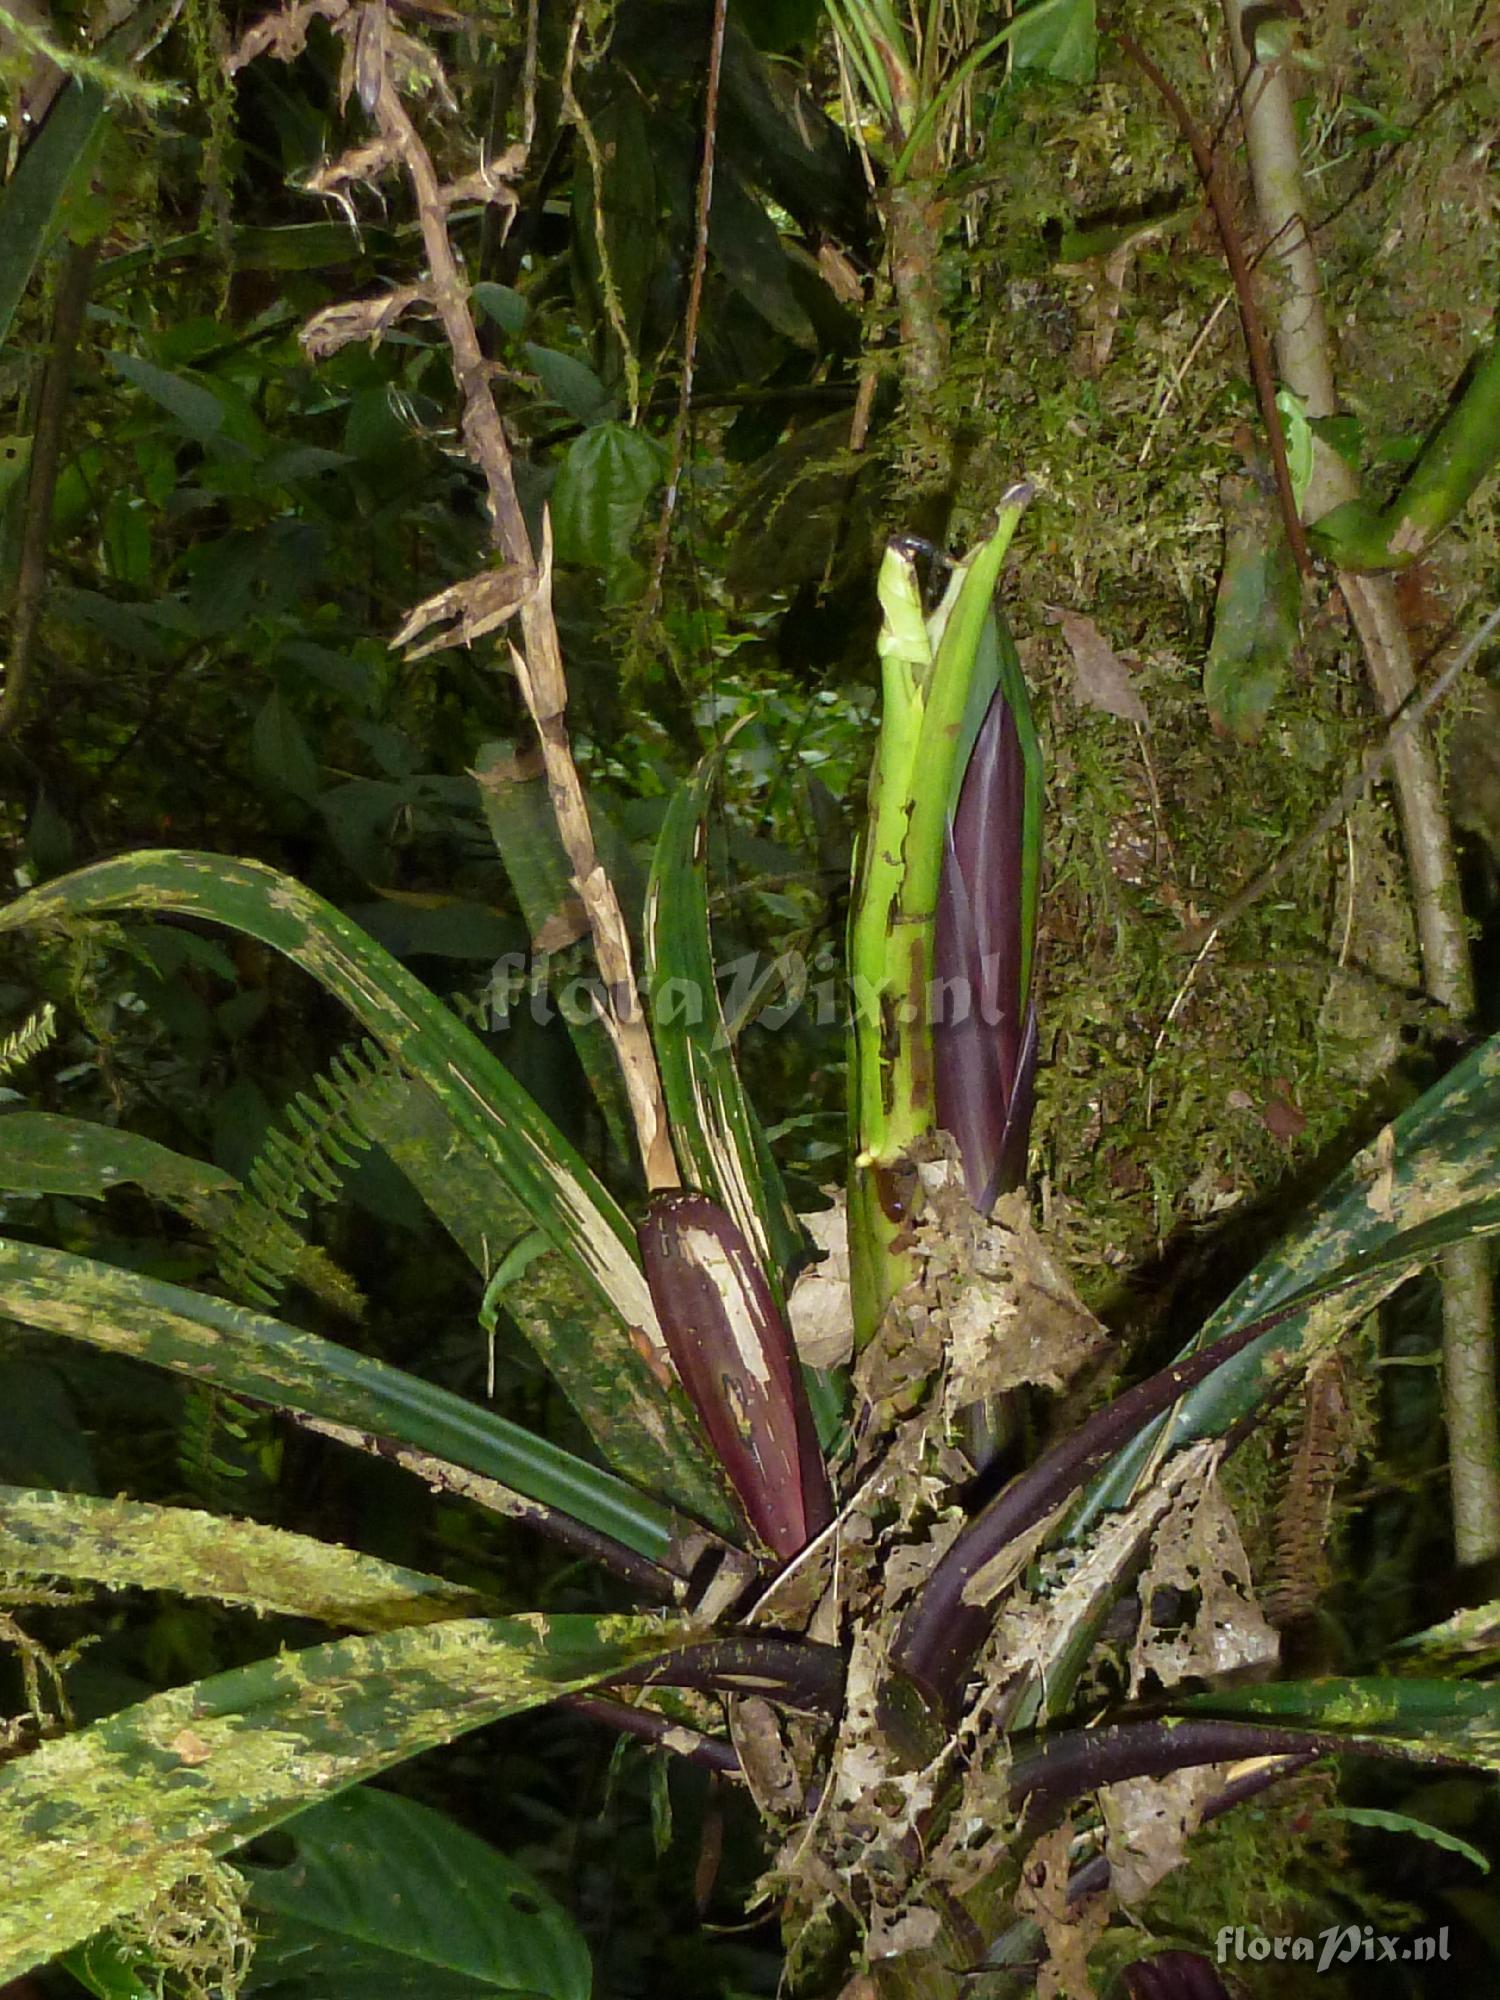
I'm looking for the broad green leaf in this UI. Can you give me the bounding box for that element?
[0,1110,237,1212]
[645,753,809,1296]
[572,88,656,366]
[251,691,322,805]
[1203,473,1301,742]
[0,1110,361,1319]
[243,1787,591,1998]
[109,353,231,444]
[1394,1598,1500,1670]
[0,1236,690,1564]
[49,587,192,661]
[709,162,817,347]
[1076,1031,1500,1531]
[0,1612,688,1977]
[1176,1676,1500,1772]
[473,282,527,334]
[1277,388,1315,513]
[59,1929,156,2000]
[0,434,33,503]
[551,421,662,572]
[1010,0,1096,83]
[0,78,106,345]
[0,1486,491,1630]
[96,222,398,291]
[0,851,732,1524]
[521,344,614,424]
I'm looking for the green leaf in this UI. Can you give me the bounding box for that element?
[1010,0,1097,83]
[0,1236,690,1563]
[0,1110,237,1212]
[573,88,656,365]
[473,741,637,1164]
[59,1930,157,2000]
[551,421,662,572]
[0,81,106,345]
[0,1613,689,1977]
[521,344,614,424]
[244,1787,591,1997]
[1204,473,1301,742]
[1277,388,1315,513]
[0,434,33,504]
[708,163,817,347]
[1175,1676,1500,1772]
[108,353,231,444]
[0,851,732,1525]
[0,1108,361,1319]
[645,753,809,1296]
[0,1486,491,1630]
[1326,1806,1490,1876]
[251,690,322,804]
[473,282,528,335]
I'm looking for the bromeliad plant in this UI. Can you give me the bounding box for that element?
[2,10,1500,1999]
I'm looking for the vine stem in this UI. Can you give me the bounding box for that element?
[1217,0,1499,1566]
[0,242,98,742]
[644,0,727,619]
[1113,27,1311,575]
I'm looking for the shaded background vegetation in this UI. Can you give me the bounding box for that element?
[0,0,1496,1990]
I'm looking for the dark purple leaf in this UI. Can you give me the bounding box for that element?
[1122,1951,1235,2000]
[934,685,1035,1209]
[638,1191,833,1559]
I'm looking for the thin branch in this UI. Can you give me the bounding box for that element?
[1113,27,1311,575]
[1179,605,1500,953]
[0,242,99,742]
[644,0,727,618]
[367,41,679,1190]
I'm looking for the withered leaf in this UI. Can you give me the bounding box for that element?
[1047,606,1148,723]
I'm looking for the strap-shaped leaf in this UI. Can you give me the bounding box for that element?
[1075,1028,1500,1532]
[0,1236,690,1565]
[1175,1676,1500,1771]
[0,852,733,1525]
[473,739,637,1166]
[645,755,809,1296]
[0,1486,492,1630]
[0,1611,689,1977]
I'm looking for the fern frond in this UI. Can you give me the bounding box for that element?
[214,1041,388,1315]
[0,1004,57,1079]
[177,1383,282,1515]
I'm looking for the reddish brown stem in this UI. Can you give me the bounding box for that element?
[1114,27,1312,576]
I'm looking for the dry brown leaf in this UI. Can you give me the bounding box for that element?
[1047,606,1148,724]
[1129,1473,1279,1695]
[392,564,535,657]
[788,1191,854,1370]
[1016,1823,1106,1999]
[1098,1763,1228,1905]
